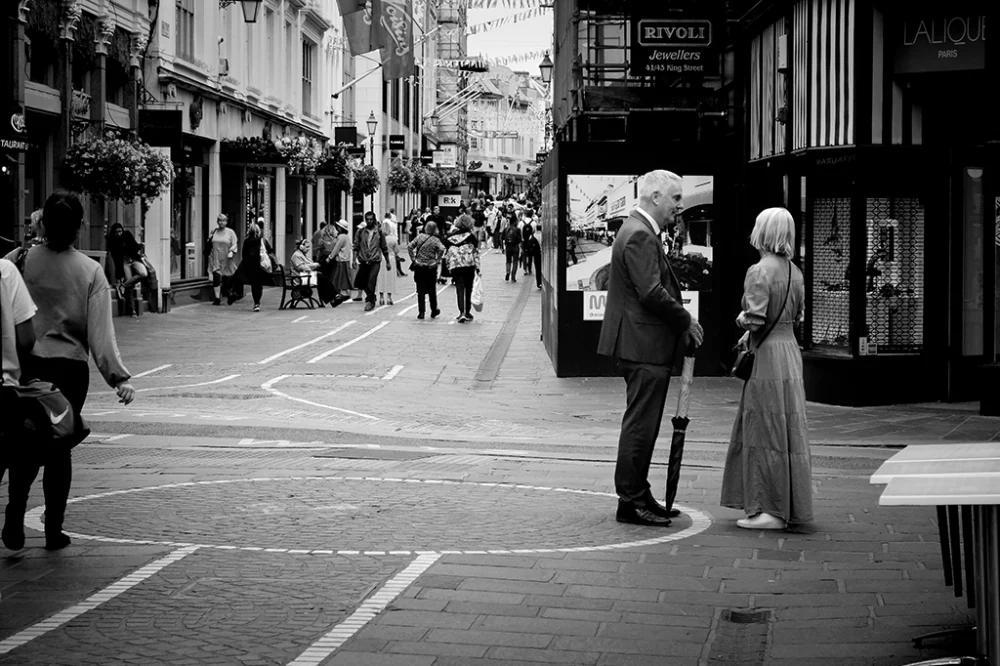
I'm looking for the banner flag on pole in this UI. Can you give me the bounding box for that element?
[336,0,365,14]
[345,1,383,56]
[378,0,415,80]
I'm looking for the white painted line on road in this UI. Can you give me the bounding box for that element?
[261,376,379,420]
[135,374,240,393]
[395,290,417,303]
[287,553,440,666]
[132,364,172,378]
[397,284,450,317]
[0,545,199,656]
[382,365,404,380]
[258,321,357,365]
[307,321,391,363]
[291,315,308,323]
[103,434,132,442]
[364,304,390,316]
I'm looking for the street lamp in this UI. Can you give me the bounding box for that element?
[366,110,378,213]
[219,0,263,23]
[538,52,553,85]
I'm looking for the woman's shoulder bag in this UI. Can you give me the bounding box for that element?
[731,261,793,382]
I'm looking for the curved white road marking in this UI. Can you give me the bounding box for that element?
[0,546,198,656]
[135,374,240,393]
[307,321,391,363]
[261,376,380,420]
[132,364,172,378]
[288,553,440,666]
[25,477,713,555]
[381,365,404,380]
[258,321,357,365]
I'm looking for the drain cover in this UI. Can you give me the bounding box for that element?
[723,609,770,624]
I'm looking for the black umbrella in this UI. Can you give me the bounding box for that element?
[664,351,696,512]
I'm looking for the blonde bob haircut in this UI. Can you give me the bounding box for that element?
[750,207,796,257]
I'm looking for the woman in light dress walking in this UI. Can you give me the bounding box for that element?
[721,207,813,530]
[206,213,238,305]
[377,220,403,305]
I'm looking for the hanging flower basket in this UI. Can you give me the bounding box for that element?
[275,136,323,178]
[220,136,286,164]
[412,165,440,194]
[352,163,380,197]
[387,161,413,194]
[438,168,462,190]
[318,148,353,191]
[62,136,173,203]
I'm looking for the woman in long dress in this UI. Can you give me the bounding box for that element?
[231,221,274,312]
[207,213,238,305]
[319,220,353,300]
[377,221,403,305]
[721,207,813,530]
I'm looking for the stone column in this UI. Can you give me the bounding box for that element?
[129,32,148,131]
[90,15,114,241]
[275,167,287,264]
[55,0,82,191]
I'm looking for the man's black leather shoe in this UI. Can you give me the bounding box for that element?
[616,502,672,527]
[643,494,682,519]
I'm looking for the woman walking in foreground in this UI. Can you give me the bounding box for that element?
[721,207,813,530]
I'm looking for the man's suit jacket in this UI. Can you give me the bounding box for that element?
[597,210,691,366]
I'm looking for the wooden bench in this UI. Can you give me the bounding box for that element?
[274,264,321,310]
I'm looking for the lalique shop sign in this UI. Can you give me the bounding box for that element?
[895,14,986,74]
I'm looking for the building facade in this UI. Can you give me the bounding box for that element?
[466,66,546,198]
[542,0,741,378]
[2,0,152,256]
[741,0,997,405]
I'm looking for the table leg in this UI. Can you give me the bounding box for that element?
[961,506,976,608]
[948,506,963,597]
[939,505,954,588]
[973,506,988,658]
[985,505,999,665]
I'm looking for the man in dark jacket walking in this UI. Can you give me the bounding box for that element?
[353,212,390,311]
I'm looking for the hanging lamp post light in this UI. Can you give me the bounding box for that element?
[219,0,263,23]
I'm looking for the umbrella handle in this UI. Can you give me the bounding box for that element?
[675,355,696,419]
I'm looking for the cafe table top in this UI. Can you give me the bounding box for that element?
[878,474,1000,506]
[869,442,1000,485]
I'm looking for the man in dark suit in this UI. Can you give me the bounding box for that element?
[597,170,704,527]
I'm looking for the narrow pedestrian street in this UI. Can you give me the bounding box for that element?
[1,252,995,666]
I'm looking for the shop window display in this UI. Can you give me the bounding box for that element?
[863,198,925,354]
[810,197,851,350]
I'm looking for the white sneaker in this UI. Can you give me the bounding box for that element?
[736,512,787,530]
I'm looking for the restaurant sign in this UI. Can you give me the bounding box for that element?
[895,14,986,74]
[630,15,717,77]
[2,112,32,153]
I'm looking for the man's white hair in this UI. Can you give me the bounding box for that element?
[637,170,682,200]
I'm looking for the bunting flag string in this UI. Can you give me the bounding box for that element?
[465,0,544,7]
[435,49,547,69]
[462,7,549,35]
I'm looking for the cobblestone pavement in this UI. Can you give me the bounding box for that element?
[0,441,977,665]
[1,250,993,665]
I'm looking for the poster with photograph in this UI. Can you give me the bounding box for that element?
[565,174,714,320]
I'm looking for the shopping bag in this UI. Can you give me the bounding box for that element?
[259,241,273,273]
[471,273,484,312]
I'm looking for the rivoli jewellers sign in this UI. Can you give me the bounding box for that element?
[895,14,986,74]
[630,15,718,77]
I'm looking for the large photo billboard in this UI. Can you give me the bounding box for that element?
[565,174,714,320]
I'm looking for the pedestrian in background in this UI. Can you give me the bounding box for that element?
[502,216,522,282]
[206,213,238,305]
[445,214,480,323]
[522,223,542,289]
[311,221,327,260]
[597,170,704,527]
[105,222,149,305]
[231,221,274,312]
[408,220,445,320]
[721,207,812,530]
[4,190,135,551]
[353,211,390,312]
[377,220,403,306]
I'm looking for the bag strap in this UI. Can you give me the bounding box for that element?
[754,260,793,348]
